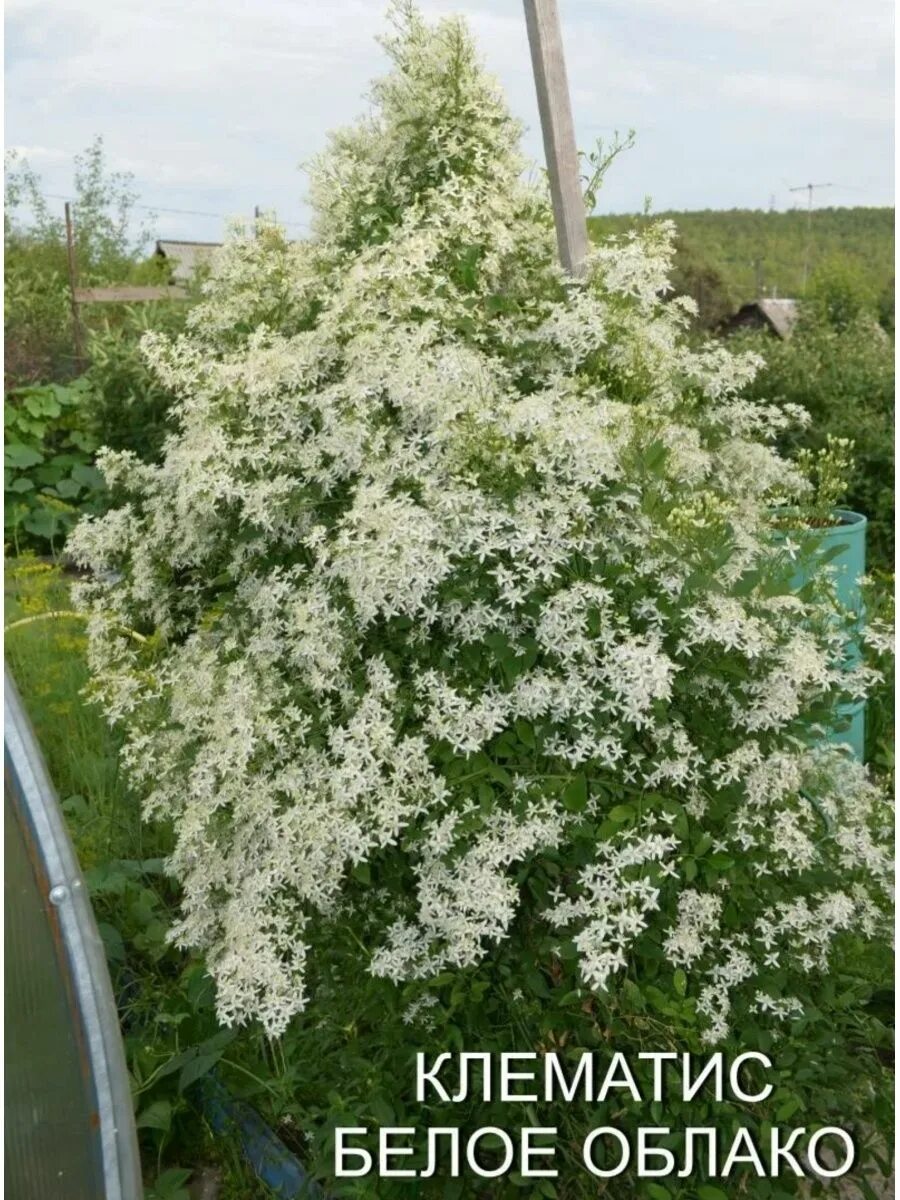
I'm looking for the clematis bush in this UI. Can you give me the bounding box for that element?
[70,1,891,1102]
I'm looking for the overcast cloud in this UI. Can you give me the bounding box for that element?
[5,0,894,243]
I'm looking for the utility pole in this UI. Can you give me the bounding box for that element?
[788,181,832,292]
[522,0,589,277]
[64,202,85,369]
[254,204,260,238]
[753,257,764,296]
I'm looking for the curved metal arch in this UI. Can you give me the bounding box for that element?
[5,667,143,1200]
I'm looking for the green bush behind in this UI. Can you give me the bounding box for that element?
[735,268,894,572]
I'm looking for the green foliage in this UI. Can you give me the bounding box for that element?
[807,257,879,332]
[736,312,894,569]
[143,1167,192,1200]
[4,135,158,388]
[580,129,636,215]
[864,571,894,775]
[876,275,894,333]
[82,304,185,463]
[792,434,856,525]
[247,929,892,1199]
[5,138,190,538]
[4,306,184,552]
[667,235,735,329]
[4,379,104,551]
[589,206,894,313]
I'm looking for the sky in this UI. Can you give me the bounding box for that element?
[5,0,895,244]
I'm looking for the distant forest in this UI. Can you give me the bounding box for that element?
[589,207,894,328]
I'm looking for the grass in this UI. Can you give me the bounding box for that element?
[5,560,130,853]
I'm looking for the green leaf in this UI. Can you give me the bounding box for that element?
[5,442,44,469]
[54,476,83,499]
[673,968,687,997]
[352,861,371,884]
[97,922,126,964]
[71,461,103,489]
[557,989,581,1006]
[152,1048,197,1081]
[608,804,634,823]
[8,476,34,493]
[816,540,850,568]
[775,1096,802,1121]
[70,430,98,452]
[199,1028,237,1055]
[61,794,89,819]
[35,463,65,486]
[524,967,550,998]
[562,775,587,813]
[184,965,215,1012]
[697,1187,729,1200]
[645,1185,670,1200]
[151,1167,192,1200]
[24,391,58,418]
[514,718,536,749]
[178,1050,222,1091]
[136,1099,173,1132]
[156,1168,191,1187]
[23,508,64,539]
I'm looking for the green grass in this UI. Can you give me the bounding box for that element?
[5,560,133,855]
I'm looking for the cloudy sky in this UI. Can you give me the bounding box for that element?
[5,0,894,243]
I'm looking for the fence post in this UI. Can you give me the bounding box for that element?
[64,202,85,369]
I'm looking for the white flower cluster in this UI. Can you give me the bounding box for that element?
[69,5,891,1037]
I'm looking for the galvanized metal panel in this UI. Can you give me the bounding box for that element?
[4,669,143,1200]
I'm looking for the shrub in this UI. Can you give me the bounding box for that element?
[3,309,184,554]
[4,136,157,388]
[82,303,186,464]
[69,5,893,1192]
[807,257,878,333]
[667,235,735,330]
[4,378,104,551]
[737,310,894,570]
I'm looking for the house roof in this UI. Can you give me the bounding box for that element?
[155,240,222,282]
[754,298,799,339]
[723,297,800,339]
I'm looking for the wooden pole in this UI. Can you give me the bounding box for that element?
[522,0,589,277]
[64,202,85,368]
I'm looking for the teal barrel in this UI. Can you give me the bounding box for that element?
[785,510,867,761]
[790,509,867,615]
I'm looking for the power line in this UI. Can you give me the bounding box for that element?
[37,191,309,229]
